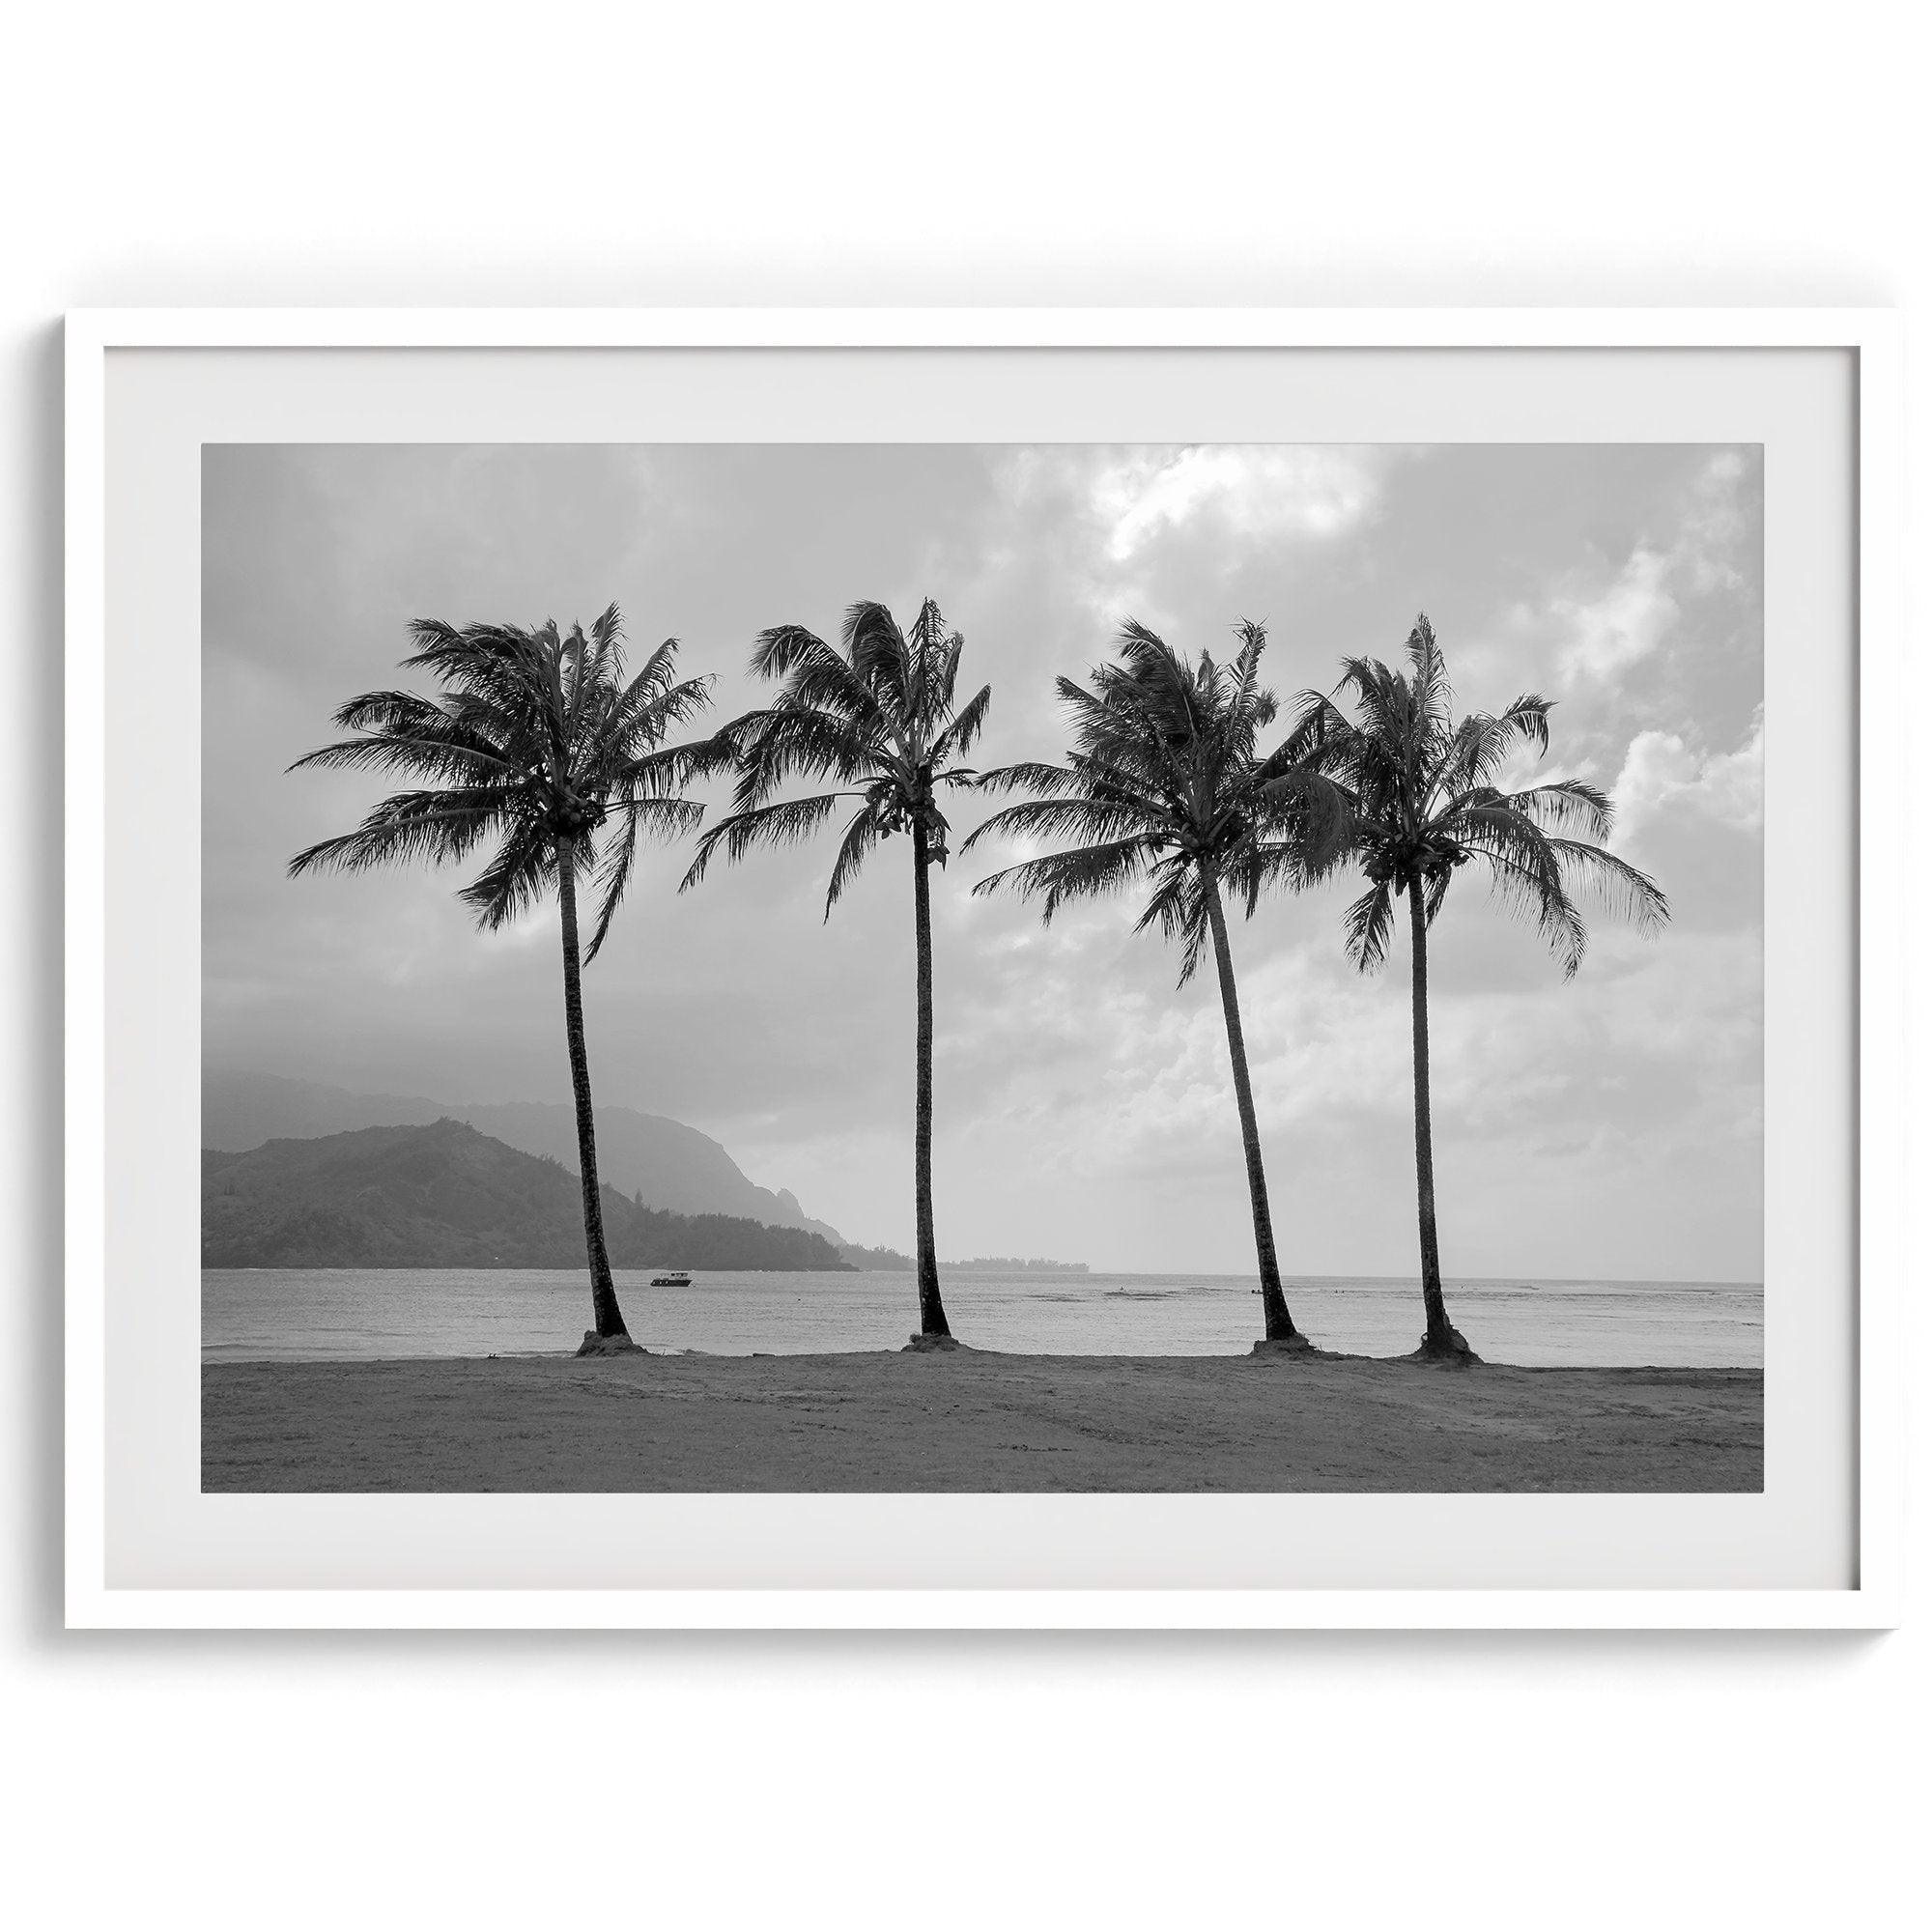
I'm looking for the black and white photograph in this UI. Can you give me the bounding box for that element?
[200,439,1765,1494]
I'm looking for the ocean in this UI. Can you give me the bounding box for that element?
[201,1267,1763,1369]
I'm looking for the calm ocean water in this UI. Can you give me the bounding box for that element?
[202,1267,1762,1369]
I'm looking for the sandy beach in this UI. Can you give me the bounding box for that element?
[202,1350,1762,1492]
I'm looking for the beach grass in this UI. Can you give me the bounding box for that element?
[202,1350,1762,1493]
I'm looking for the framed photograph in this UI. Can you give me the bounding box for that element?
[65,309,1901,1629]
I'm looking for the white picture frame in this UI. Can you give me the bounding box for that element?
[65,308,1903,1630]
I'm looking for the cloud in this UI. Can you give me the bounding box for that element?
[991,445,1403,636]
[1086,446,1391,561]
[1525,448,1755,688]
[1548,543,1682,684]
[1676,449,1749,593]
[1612,706,1764,838]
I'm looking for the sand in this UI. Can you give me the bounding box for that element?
[201,1350,1762,1492]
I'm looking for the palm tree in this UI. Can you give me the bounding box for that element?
[681,598,990,1348]
[1285,613,1670,1362]
[288,608,725,1354]
[966,621,1346,1352]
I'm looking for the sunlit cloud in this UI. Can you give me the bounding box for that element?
[1088,445,1392,560]
[1510,446,1756,689]
[1613,706,1765,838]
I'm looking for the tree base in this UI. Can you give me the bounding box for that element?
[1406,1327,1481,1366]
[902,1332,967,1353]
[1251,1333,1317,1357]
[576,1329,646,1357]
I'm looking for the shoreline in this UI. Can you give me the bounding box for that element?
[203,1350,1764,1493]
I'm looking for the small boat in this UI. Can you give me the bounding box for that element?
[650,1269,693,1288]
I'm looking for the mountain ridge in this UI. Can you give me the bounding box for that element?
[202,1119,855,1271]
[203,1069,847,1246]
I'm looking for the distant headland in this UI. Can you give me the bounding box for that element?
[838,1242,1089,1274]
[203,1120,854,1272]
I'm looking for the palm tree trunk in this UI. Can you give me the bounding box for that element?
[910,823,954,1340]
[1407,879,1472,1361]
[557,837,632,1345]
[1204,873,1300,1345]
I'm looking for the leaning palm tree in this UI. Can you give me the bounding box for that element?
[288,608,725,1354]
[1285,613,1669,1363]
[966,621,1347,1352]
[681,598,990,1348]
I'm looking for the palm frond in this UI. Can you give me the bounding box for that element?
[610,716,740,797]
[967,760,1086,805]
[679,791,849,893]
[287,731,523,786]
[908,598,965,729]
[582,797,707,963]
[930,683,992,765]
[1468,845,1590,976]
[750,623,830,680]
[291,614,715,957]
[459,820,556,931]
[1246,761,1356,878]
[727,704,877,809]
[288,789,510,878]
[1433,694,1553,797]
[1500,778,1613,840]
[1305,612,1667,980]
[1225,837,1320,918]
[691,596,984,921]
[824,801,887,916]
[1342,880,1398,972]
[973,620,1341,975]
[1404,612,1451,736]
[1544,839,1669,939]
[965,795,1155,852]
[971,835,1159,921]
[600,637,684,741]
[1130,860,1214,984]
[842,600,912,709]
[751,625,887,732]
[1279,687,1357,766]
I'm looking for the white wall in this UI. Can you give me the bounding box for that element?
[4,4,1921,1925]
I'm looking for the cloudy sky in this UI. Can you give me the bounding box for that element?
[204,441,1763,1282]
